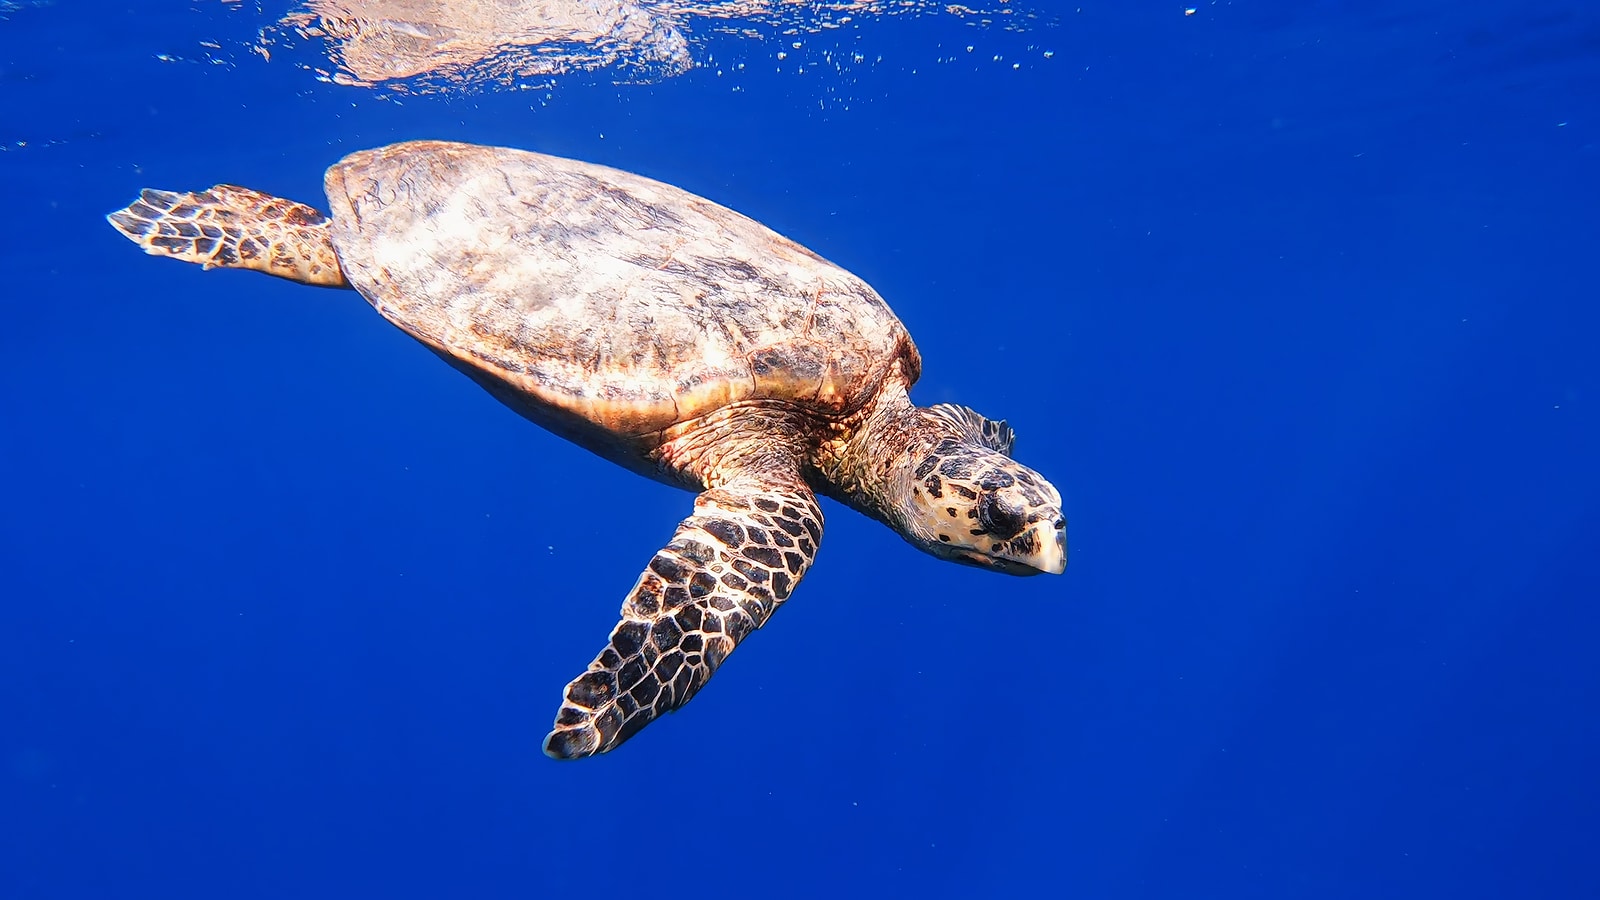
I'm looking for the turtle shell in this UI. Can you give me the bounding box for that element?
[322,140,921,439]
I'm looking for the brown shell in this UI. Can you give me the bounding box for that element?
[322,140,920,438]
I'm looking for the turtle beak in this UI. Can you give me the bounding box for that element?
[1015,515,1069,576]
[1034,517,1068,575]
[956,516,1067,576]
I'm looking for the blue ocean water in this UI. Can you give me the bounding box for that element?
[3,1,1597,896]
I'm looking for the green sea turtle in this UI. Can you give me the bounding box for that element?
[107,140,1067,759]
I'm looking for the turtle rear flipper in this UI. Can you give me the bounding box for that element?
[544,474,822,759]
[108,185,348,288]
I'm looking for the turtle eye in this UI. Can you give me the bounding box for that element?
[976,492,1026,539]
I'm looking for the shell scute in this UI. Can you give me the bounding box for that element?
[323,141,917,438]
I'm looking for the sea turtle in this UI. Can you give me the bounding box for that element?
[107,140,1067,759]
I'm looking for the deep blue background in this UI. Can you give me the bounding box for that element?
[3,1,1597,897]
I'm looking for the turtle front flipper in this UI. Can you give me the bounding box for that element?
[544,476,822,759]
[107,185,348,288]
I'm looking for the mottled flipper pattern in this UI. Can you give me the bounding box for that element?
[544,478,823,759]
[927,403,1015,455]
[107,185,348,287]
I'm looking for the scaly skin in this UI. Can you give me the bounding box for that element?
[108,185,347,287]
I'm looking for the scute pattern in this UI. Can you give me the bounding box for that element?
[323,140,919,436]
[544,478,822,758]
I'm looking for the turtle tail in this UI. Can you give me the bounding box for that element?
[107,185,349,288]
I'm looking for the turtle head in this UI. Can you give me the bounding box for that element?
[897,404,1067,576]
